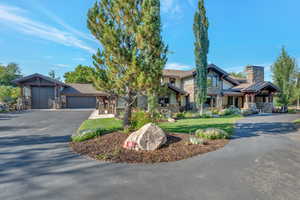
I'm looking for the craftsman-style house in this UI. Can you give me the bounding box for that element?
[13,64,278,113]
[161,64,279,113]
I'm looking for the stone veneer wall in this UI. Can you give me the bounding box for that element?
[245,66,264,83]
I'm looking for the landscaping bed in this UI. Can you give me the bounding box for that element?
[70,131,228,163]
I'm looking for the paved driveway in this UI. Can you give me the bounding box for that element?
[1,111,300,200]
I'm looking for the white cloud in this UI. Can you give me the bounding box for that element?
[72,57,86,62]
[0,4,96,54]
[161,0,183,17]
[165,63,193,70]
[28,1,97,43]
[56,64,70,68]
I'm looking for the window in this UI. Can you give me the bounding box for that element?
[207,75,219,87]
[169,78,176,85]
[159,97,170,107]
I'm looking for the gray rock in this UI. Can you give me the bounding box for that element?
[123,123,167,151]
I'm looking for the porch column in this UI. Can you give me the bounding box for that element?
[244,94,249,108]
[232,96,236,107]
[251,94,255,103]
[217,95,222,109]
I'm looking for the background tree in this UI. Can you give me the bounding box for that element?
[229,72,246,79]
[193,0,209,115]
[293,71,300,109]
[0,63,22,86]
[48,70,61,81]
[87,0,149,128]
[64,65,95,83]
[137,0,168,116]
[271,47,297,112]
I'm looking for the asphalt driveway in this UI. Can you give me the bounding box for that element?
[1,111,300,200]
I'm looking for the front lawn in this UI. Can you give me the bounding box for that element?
[78,118,123,132]
[159,115,242,135]
[293,119,300,124]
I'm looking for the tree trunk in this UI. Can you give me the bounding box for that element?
[123,93,133,128]
[199,103,204,116]
[297,98,300,109]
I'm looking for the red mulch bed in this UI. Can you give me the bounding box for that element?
[70,132,228,164]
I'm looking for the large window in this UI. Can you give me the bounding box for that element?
[207,75,219,87]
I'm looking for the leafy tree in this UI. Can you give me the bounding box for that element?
[88,0,153,128]
[229,72,246,79]
[293,71,300,109]
[193,0,209,115]
[271,47,297,112]
[0,86,20,104]
[48,70,61,81]
[0,63,22,86]
[64,65,95,84]
[137,0,168,116]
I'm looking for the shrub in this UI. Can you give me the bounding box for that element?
[130,110,153,131]
[188,136,207,145]
[219,106,241,116]
[195,128,230,140]
[173,112,185,119]
[71,128,104,142]
[0,86,20,105]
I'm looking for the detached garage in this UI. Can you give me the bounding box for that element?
[13,74,109,110]
[12,73,66,109]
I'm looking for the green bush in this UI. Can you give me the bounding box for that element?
[0,86,20,104]
[219,106,241,116]
[72,128,104,142]
[173,112,185,119]
[131,110,153,130]
[195,128,230,140]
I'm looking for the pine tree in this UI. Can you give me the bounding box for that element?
[87,0,165,128]
[272,47,297,112]
[138,0,168,116]
[193,0,209,115]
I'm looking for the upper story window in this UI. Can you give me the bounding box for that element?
[207,75,219,88]
[169,78,176,85]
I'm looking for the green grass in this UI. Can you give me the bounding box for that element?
[72,118,123,142]
[78,118,123,132]
[158,115,242,135]
[293,119,300,124]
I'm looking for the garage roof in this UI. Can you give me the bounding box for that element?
[62,83,108,96]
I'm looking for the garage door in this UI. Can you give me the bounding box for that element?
[31,86,55,109]
[67,96,96,109]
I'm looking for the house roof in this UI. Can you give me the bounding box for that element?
[167,83,188,95]
[241,81,280,93]
[62,83,108,96]
[12,73,67,86]
[163,69,194,78]
[163,64,240,85]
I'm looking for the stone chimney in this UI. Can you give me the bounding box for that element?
[245,66,264,84]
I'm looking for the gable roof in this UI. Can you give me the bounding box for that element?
[12,73,67,86]
[163,64,240,86]
[241,81,280,93]
[167,83,188,95]
[163,69,194,78]
[62,83,108,96]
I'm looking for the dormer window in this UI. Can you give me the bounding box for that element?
[169,78,176,85]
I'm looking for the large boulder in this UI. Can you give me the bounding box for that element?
[123,123,167,151]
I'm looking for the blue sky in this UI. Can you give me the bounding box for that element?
[0,0,299,81]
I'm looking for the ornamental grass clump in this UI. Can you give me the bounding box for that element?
[195,128,230,140]
[72,128,104,142]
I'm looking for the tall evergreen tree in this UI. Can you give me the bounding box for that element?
[193,0,209,115]
[138,0,168,116]
[272,47,297,112]
[48,70,61,81]
[88,0,161,128]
